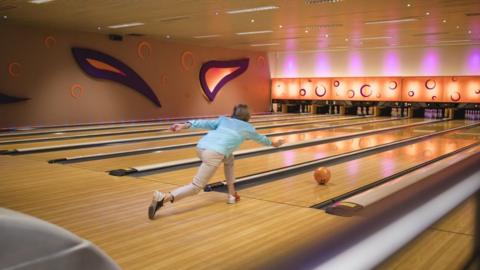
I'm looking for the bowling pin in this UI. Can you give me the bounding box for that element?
[362,107,367,115]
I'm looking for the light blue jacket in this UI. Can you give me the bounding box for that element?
[188,116,272,156]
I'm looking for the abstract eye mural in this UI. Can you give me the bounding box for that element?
[0,92,29,104]
[199,58,249,102]
[71,48,161,107]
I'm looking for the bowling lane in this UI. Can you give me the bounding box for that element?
[0,114,333,143]
[135,120,469,186]
[0,115,346,150]
[68,118,425,172]
[24,116,372,161]
[239,127,480,207]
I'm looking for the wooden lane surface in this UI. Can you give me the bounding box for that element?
[134,120,466,187]
[0,113,328,141]
[67,118,424,172]
[24,116,375,161]
[377,197,476,270]
[0,155,349,270]
[0,115,347,149]
[239,130,480,207]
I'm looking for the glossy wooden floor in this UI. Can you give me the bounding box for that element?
[1,115,478,270]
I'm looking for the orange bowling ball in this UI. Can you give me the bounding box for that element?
[314,167,331,185]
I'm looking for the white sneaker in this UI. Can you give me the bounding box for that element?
[148,191,165,219]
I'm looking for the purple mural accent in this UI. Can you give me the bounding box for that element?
[199,58,249,102]
[315,85,327,97]
[71,48,161,107]
[360,84,372,97]
[0,92,29,104]
[425,79,436,90]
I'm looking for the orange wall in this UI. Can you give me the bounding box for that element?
[272,76,480,103]
[0,24,271,128]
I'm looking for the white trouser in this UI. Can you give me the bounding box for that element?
[170,148,234,201]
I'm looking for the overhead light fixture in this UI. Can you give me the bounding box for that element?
[305,0,343,4]
[235,30,273,35]
[193,34,221,39]
[108,22,144,29]
[279,25,283,29]
[250,43,279,47]
[407,3,411,7]
[28,0,55,3]
[353,36,392,41]
[226,6,279,14]
[442,19,447,23]
[365,17,418,25]
[165,34,171,39]
[468,30,472,34]
[3,15,7,19]
[425,11,430,16]
[325,34,329,38]
[158,15,190,22]
[250,18,255,23]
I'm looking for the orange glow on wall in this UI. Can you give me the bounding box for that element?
[205,67,240,91]
[86,58,126,76]
[402,77,443,102]
[443,76,480,103]
[272,76,478,103]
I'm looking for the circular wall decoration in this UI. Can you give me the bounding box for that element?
[451,76,457,81]
[376,93,381,98]
[8,62,21,77]
[408,90,415,97]
[137,41,152,60]
[70,84,84,99]
[256,55,266,69]
[450,91,461,102]
[425,79,436,90]
[181,51,195,71]
[347,89,355,98]
[360,84,372,97]
[315,85,327,97]
[431,95,437,100]
[43,36,57,49]
[299,88,306,96]
[388,81,397,90]
[475,89,480,94]
[333,80,340,87]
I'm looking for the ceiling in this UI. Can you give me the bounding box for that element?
[1,0,479,52]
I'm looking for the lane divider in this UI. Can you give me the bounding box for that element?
[50,117,387,164]
[109,119,446,176]
[1,116,367,155]
[202,122,480,193]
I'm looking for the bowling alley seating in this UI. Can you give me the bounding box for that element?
[0,208,120,270]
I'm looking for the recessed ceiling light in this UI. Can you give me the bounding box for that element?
[3,15,7,19]
[407,3,411,7]
[325,34,329,38]
[28,0,55,3]
[250,43,279,47]
[305,29,309,33]
[345,38,349,41]
[425,11,430,16]
[456,25,460,29]
[365,17,418,25]
[165,34,171,39]
[468,30,472,34]
[215,11,219,15]
[108,22,144,29]
[158,15,190,22]
[235,30,273,35]
[250,19,255,23]
[193,34,221,39]
[226,6,279,14]
[97,26,102,30]
[442,19,447,23]
[279,25,283,28]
